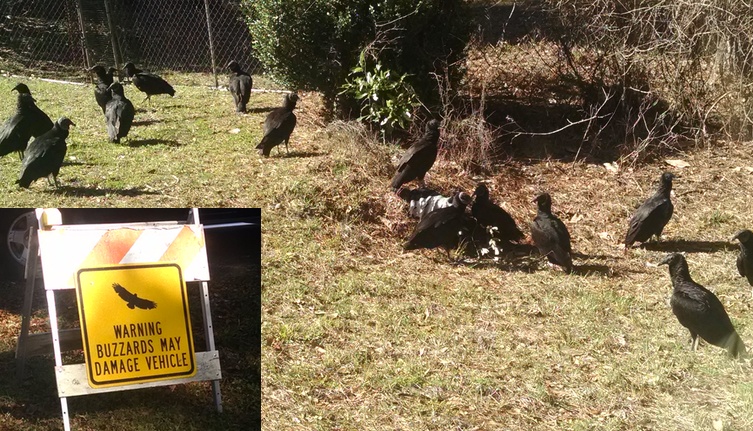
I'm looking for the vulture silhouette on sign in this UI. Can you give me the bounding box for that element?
[112,283,157,310]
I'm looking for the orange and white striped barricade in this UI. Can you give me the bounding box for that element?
[15,208,222,431]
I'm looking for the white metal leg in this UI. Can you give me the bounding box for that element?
[201,280,222,412]
[46,289,70,430]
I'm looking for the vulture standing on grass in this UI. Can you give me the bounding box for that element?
[390,119,440,191]
[104,82,135,143]
[256,92,298,157]
[530,192,573,273]
[90,65,115,113]
[17,117,74,188]
[122,62,175,102]
[0,83,53,160]
[659,253,746,358]
[625,172,674,248]
[472,183,524,245]
[403,191,472,259]
[731,229,753,287]
[227,60,252,113]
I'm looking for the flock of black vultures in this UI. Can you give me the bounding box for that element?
[4,59,752,360]
[0,60,298,188]
[386,119,753,360]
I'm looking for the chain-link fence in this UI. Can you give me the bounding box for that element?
[0,0,260,86]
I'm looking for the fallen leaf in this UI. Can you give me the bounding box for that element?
[665,159,690,168]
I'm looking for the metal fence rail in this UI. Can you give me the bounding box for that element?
[0,0,260,86]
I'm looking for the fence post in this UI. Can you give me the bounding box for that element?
[103,0,122,69]
[203,0,219,88]
[74,0,91,70]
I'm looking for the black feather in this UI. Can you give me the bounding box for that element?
[472,183,524,244]
[104,83,135,143]
[732,229,753,286]
[123,62,175,101]
[17,117,74,188]
[530,192,572,273]
[625,172,674,247]
[256,93,298,157]
[390,119,440,191]
[659,253,746,358]
[0,84,53,160]
[227,60,252,113]
[403,191,472,255]
[90,65,115,113]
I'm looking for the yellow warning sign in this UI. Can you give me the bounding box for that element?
[75,263,196,388]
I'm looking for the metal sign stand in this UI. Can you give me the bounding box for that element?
[15,209,222,431]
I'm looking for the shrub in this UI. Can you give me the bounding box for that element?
[339,50,419,138]
[241,0,470,111]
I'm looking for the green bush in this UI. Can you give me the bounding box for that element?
[339,50,419,138]
[241,0,470,111]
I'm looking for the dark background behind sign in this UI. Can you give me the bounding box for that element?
[0,208,261,430]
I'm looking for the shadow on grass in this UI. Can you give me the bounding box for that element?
[132,119,163,127]
[51,185,160,197]
[276,150,324,159]
[572,263,614,276]
[450,244,543,273]
[60,160,94,167]
[640,240,732,253]
[244,106,278,114]
[125,138,181,147]
[0,351,61,421]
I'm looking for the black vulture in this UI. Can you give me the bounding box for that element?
[625,172,674,248]
[530,192,572,273]
[731,229,753,287]
[112,283,157,310]
[122,62,175,102]
[104,82,135,143]
[256,93,298,157]
[17,117,75,189]
[0,83,53,160]
[403,191,472,259]
[659,253,746,358]
[472,183,524,245]
[398,187,450,219]
[390,119,440,191]
[90,65,115,113]
[227,60,252,113]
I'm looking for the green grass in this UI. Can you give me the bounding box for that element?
[259,114,753,430]
[6,66,753,430]
[0,75,288,206]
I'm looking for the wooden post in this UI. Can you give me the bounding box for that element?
[103,0,122,69]
[203,0,219,88]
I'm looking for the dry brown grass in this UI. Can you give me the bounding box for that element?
[262,94,753,429]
